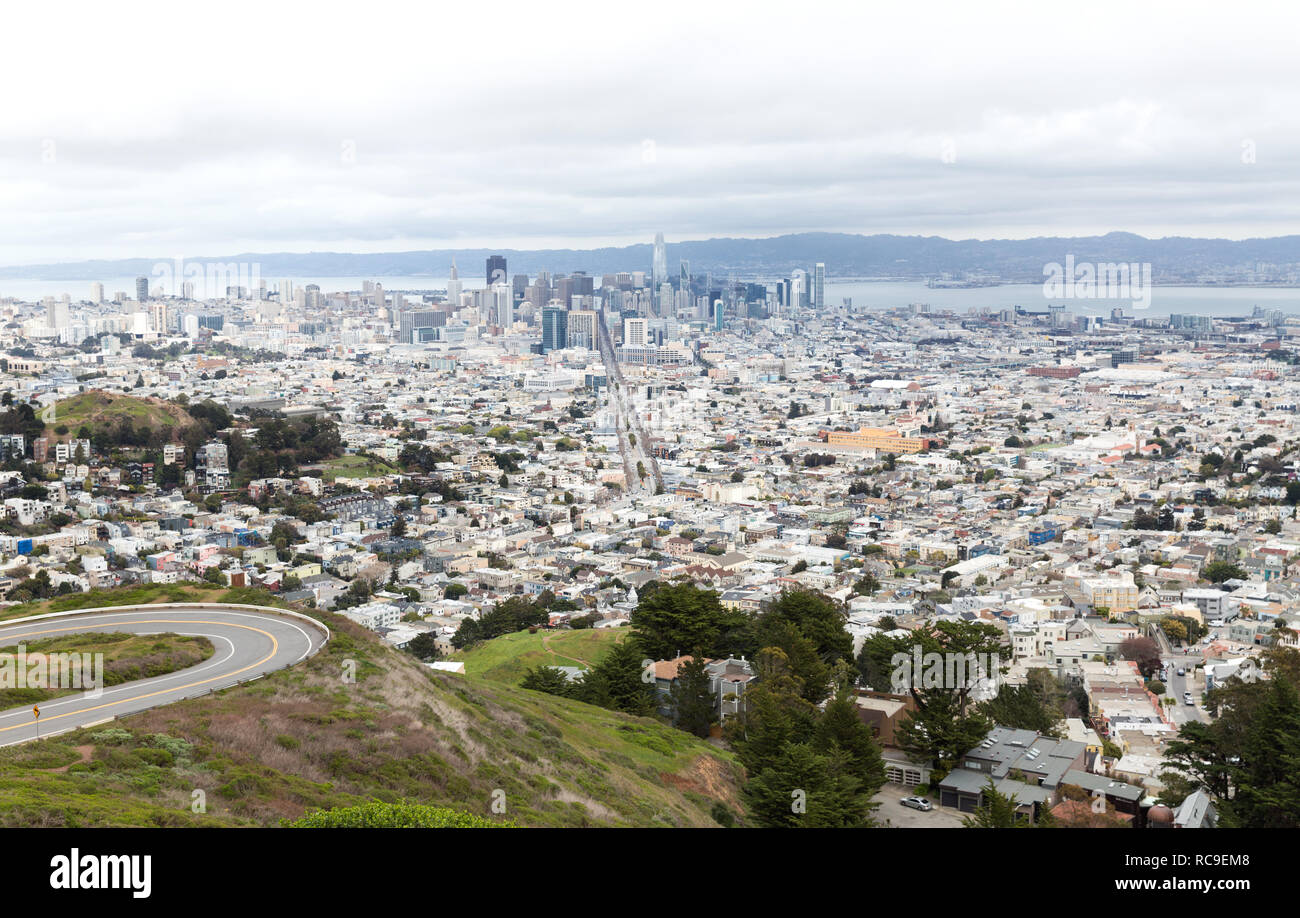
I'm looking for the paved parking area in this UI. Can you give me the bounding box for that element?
[874,782,966,827]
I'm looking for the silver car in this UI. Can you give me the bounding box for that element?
[900,796,933,811]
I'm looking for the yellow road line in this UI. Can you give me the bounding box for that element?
[0,618,279,733]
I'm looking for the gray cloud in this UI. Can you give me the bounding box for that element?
[3,1,1300,265]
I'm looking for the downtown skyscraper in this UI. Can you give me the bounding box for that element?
[651,232,667,296]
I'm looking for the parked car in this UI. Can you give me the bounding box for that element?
[1177,667,1186,676]
[1183,692,1194,705]
[900,796,933,811]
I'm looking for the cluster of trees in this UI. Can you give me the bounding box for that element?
[1202,561,1246,584]
[633,584,853,705]
[1160,614,1208,644]
[1119,636,1163,678]
[5,569,80,603]
[1130,506,1177,531]
[451,594,551,648]
[227,416,342,478]
[856,622,1073,779]
[1161,646,1300,826]
[0,402,45,450]
[801,453,836,467]
[521,640,656,715]
[729,651,886,827]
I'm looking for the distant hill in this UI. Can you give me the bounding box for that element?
[4,231,1300,283]
[49,391,197,443]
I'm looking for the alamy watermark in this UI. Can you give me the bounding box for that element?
[0,645,105,698]
[890,647,1000,692]
[150,257,262,301]
[1043,255,1152,310]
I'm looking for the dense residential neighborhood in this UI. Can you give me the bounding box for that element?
[2,264,1299,832]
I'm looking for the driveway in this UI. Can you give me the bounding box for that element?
[873,782,966,827]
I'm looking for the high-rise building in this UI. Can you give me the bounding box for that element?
[651,232,667,294]
[566,310,597,348]
[90,282,104,304]
[492,283,513,328]
[541,307,568,352]
[623,316,649,346]
[446,259,462,307]
[45,298,69,332]
[814,263,825,309]
[486,255,507,286]
[135,276,149,302]
[399,309,446,343]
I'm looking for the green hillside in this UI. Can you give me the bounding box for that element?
[47,390,198,442]
[449,628,624,684]
[0,602,744,828]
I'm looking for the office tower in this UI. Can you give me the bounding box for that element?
[651,232,667,293]
[571,272,594,296]
[541,307,568,352]
[399,309,446,343]
[790,270,806,312]
[486,255,507,286]
[713,300,724,330]
[151,301,167,334]
[493,284,514,328]
[566,310,597,348]
[45,298,69,333]
[679,261,690,295]
[814,263,825,309]
[623,316,649,346]
[512,274,528,301]
[90,282,104,304]
[373,283,385,312]
[136,276,149,302]
[555,276,575,307]
[445,259,463,307]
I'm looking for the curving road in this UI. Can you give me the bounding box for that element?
[0,604,329,746]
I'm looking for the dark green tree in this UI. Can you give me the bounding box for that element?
[670,654,717,738]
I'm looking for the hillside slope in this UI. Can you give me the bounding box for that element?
[449,628,623,684]
[49,391,198,443]
[0,609,745,828]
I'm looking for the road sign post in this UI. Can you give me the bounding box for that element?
[33,704,40,739]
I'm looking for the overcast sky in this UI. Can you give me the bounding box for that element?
[4,1,1300,266]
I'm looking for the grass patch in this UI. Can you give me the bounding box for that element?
[449,628,623,684]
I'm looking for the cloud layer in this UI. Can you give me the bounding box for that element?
[3,1,1299,265]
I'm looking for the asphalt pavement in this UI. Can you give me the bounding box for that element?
[0,604,328,746]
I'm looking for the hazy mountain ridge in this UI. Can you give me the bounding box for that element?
[5,231,1299,283]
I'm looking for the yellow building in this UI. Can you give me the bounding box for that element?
[826,426,929,453]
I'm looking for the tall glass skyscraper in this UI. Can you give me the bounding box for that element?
[651,232,667,296]
[541,307,568,352]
